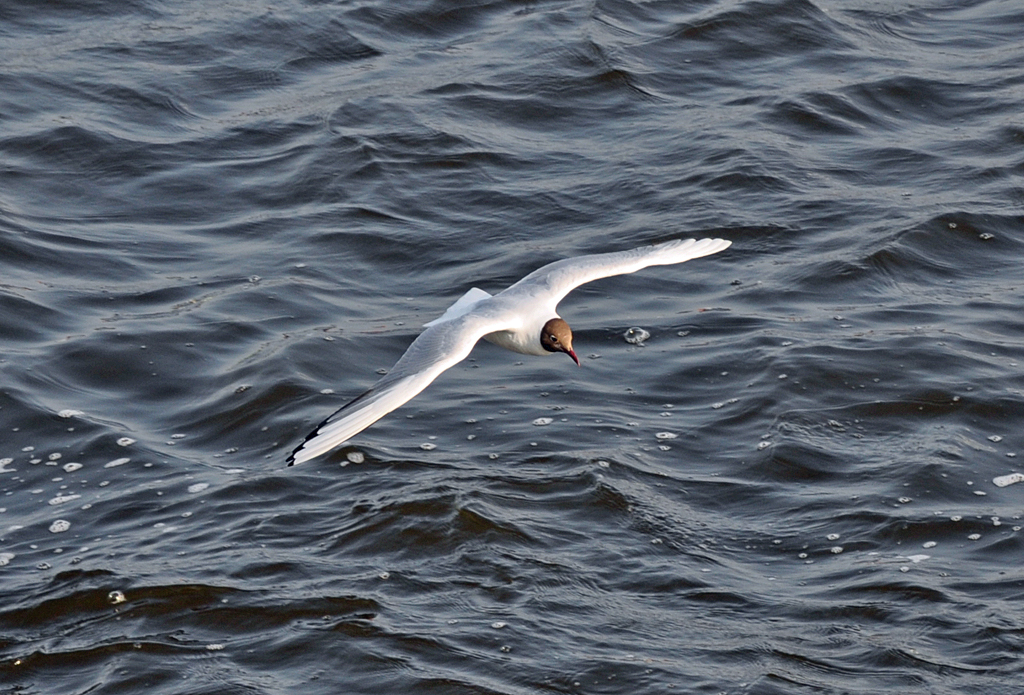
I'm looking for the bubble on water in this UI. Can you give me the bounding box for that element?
[624,327,650,345]
[826,533,840,541]
[49,520,71,533]
[59,409,84,419]
[711,402,724,409]
[378,571,390,580]
[116,437,136,447]
[898,497,911,504]
[0,459,14,474]
[988,435,1004,442]
[491,621,506,629]
[0,552,14,566]
[205,644,225,651]
[973,490,987,496]
[532,417,553,426]
[597,460,610,468]
[22,446,35,453]
[757,441,771,450]
[950,515,962,521]
[347,451,364,464]
[922,541,937,548]
[488,453,499,460]
[420,443,436,451]
[830,546,843,554]
[171,433,187,440]
[993,473,1024,487]
[62,462,83,473]
[968,533,981,540]
[187,483,209,494]
[48,453,62,461]
[899,566,910,573]
[48,494,81,506]
[655,432,677,440]
[104,458,130,469]
[907,554,929,563]
[108,590,126,604]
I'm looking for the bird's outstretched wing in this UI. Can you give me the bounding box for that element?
[505,237,732,310]
[288,309,513,465]
[288,237,731,464]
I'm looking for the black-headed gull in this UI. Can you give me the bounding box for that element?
[288,237,731,464]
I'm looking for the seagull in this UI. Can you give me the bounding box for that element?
[288,237,731,465]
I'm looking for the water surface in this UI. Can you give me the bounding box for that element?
[2,0,1023,693]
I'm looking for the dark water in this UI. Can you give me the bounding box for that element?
[2,0,1023,692]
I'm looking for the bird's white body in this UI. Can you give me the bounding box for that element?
[288,237,731,464]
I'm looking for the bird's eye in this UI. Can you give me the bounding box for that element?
[549,335,559,343]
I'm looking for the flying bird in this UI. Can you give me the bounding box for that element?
[288,237,731,464]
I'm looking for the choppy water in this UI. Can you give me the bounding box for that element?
[2,0,1023,693]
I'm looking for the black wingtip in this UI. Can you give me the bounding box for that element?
[285,441,306,467]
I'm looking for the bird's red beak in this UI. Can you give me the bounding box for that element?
[567,348,580,366]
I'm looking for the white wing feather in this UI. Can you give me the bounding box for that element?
[288,310,513,464]
[505,238,732,313]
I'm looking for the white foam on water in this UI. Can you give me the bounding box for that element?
[993,472,1024,487]
[104,458,130,468]
[49,520,71,533]
[624,327,650,345]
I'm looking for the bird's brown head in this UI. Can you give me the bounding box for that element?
[540,318,579,366]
